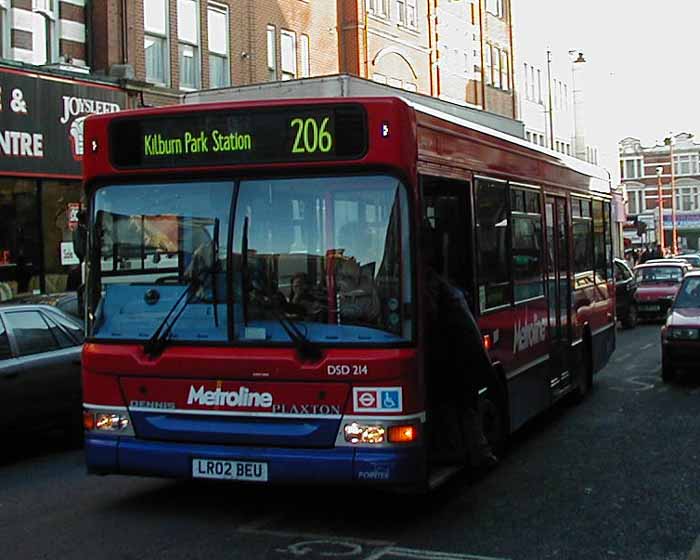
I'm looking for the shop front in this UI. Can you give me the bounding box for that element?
[0,65,126,298]
[663,213,700,252]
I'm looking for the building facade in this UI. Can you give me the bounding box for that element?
[90,0,339,107]
[511,1,598,163]
[0,1,129,297]
[620,134,700,251]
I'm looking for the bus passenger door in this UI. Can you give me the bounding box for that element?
[545,196,572,396]
[421,176,473,295]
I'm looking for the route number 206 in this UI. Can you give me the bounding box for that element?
[290,117,333,154]
[327,364,368,376]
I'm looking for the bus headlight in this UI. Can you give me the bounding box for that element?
[83,407,135,436]
[344,422,386,444]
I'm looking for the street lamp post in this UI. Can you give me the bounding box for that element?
[656,166,665,254]
[546,49,555,150]
[669,136,678,254]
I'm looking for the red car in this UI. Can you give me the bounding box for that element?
[661,271,700,381]
[633,262,687,321]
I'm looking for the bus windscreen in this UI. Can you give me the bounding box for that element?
[109,104,367,169]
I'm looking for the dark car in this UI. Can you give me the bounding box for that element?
[614,258,638,328]
[0,304,84,436]
[5,291,81,319]
[661,272,700,381]
[633,262,687,321]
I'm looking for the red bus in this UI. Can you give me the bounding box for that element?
[80,96,615,490]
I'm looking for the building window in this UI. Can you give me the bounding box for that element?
[372,73,387,84]
[501,50,509,90]
[529,65,535,100]
[178,0,200,90]
[406,0,417,28]
[280,29,297,80]
[396,0,406,25]
[486,0,504,17]
[266,25,277,81]
[144,0,169,85]
[33,0,58,64]
[673,154,699,176]
[367,0,389,18]
[207,3,230,88]
[537,69,542,103]
[0,0,8,59]
[484,44,492,85]
[523,64,529,100]
[492,46,500,88]
[621,159,643,179]
[300,34,310,78]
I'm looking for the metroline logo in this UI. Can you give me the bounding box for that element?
[187,385,273,408]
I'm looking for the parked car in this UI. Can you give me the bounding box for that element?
[661,271,700,381]
[633,262,687,321]
[614,258,638,328]
[0,304,83,437]
[676,254,700,269]
[5,291,81,320]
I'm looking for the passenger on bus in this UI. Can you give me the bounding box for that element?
[335,256,381,324]
[423,225,498,469]
[286,272,324,320]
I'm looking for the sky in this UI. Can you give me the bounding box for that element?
[515,0,700,180]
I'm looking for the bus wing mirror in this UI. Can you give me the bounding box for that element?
[72,210,87,262]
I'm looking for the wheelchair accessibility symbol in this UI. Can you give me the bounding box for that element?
[353,387,403,413]
[381,390,400,410]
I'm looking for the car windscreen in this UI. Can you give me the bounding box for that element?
[635,266,683,284]
[674,277,700,308]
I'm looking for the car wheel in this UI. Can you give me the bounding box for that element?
[621,304,638,329]
[661,355,675,383]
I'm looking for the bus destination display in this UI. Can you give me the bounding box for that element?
[110,104,367,168]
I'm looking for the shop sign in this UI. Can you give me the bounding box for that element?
[663,213,700,230]
[0,66,126,177]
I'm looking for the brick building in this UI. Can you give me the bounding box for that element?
[90,0,339,106]
[620,134,700,251]
[86,0,515,116]
[338,0,515,117]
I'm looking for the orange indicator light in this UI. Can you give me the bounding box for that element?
[388,425,417,443]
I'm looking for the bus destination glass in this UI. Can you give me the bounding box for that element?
[109,104,367,168]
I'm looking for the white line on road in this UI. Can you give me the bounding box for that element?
[365,547,510,560]
[640,343,654,350]
[614,353,632,363]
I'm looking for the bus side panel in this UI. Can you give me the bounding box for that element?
[478,300,550,433]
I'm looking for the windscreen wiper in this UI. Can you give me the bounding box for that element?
[143,277,200,358]
[267,298,322,362]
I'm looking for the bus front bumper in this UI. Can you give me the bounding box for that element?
[85,436,426,486]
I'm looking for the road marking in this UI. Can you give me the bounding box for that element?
[640,343,653,350]
[276,540,363,557]
[609,375,658,392]
[240,528,391,548]
[364,547,510,560]
[614,353,632,363]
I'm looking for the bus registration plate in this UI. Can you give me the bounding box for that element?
[192,459,268,482]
